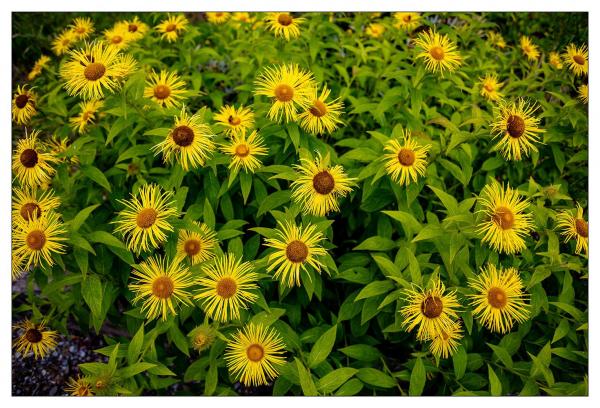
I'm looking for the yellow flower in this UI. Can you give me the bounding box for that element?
[393,12,421,31]
[61,41,137,100]
[490,98,544,161]
[206,12,230,24]
[231,12,254,25]
[70,99,104,133]
[12,252,27,281]
[563,43,588,76]
[548,51,563,69]
[291,152,355,217]
[69,17,95,40]
[477,182,534,255]
[400,278,461,341]
[12,85,37,125]
[152,107,216,171]
[578,84,588,104]
[64,375,94,396]
[415,29,462,75]
[156,14,188,42]
[128,255,194,321]
[520,36,540,61]
[254,64,316,123]
[188,324,217,353]
[12,186,61,225]
[365,23,385,38]
[383,130,431,186]
[12,211,66,269]
[264,221,327,287]
[224,323,286,387]
[103,25,133,49]
[213,105,255,137]
[27,55,51,81]
[12,130,57,188]
[479,74,504,101]
[429,320,462,359]
[52,29,76,56]
[297,85,344,135]
[468,264,530,334]
[194,253,258,322]
[13,318,58,360]
[119,16,149,40]
[556,203,588,255]
[487,31,506,49]
[113,184,178,254]
[143,70,187,108]
[265,13,305,40]
[176,222,219,265]
[220,130,268,173]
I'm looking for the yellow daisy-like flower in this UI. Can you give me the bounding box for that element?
[548,51,563,69]
[103,25,132,50]
[113,184,178,254]
[69,17,95,40]
[254,64,316,123]
[27,55,51,81]
[61,41,137,100]
[206,12,230,24]
[194,253,259,322]
[468,264,530,334]
[562,43,588,77]
[400,278,461,341]
[220,130,268,173]
[119,16,149,41]
[12,85,37,125]
[156,14,188,42]
[231,12,254,25]
[297,85,344,135]
[264,221,327,288]
[213,105,255,137]
[556,203,588,255]
[70,99,104,133]
[429,320,462,359]
[12,130,57,188]
[12,253,27,281]
[265,12,304,41]
[578,84,588,104]
[383,131,431,186]
[477,182,534,255]
[143,70,187,108]
[176,221,219,265]
[520,36,540,61]
[479,74,504,101]
[64,375,94,396]
[224,323,286,387]
[52,29,76,56]
[12,186,61,224]
[128,255,194,321]
[13,318,58,360]
[393,12,421,31]
[490,98,544,161]
[46,134,79,166]
[152,107,216,171]
[487,31,506,49]
[415,29,462,75]
[188,324,217,353]
[365,23,385,38]
[13,211,66,269]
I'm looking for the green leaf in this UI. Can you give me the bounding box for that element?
[70,204,99,231]
[409,357,426,395]
[356,368,396,388]
[295,357,318,396]
[334,378,364,396]
[204,362,218,395]
[169,324,190,357]
[119,362,156,379]
[203,198,215,229]
[128,324,145,365]
[317,367,358,394]
[411,225,444,243]
[339,344,382,362]
[452,344,467,380]
[308,325,337,368]
[250,308,286,327]
[488,364,502,396]
[487,343,513,369]
[353,236,397,251]
[382,210,422,235]
[355,280,395,300]
[81,275,103,317]
[81,165,112,192]
[551,318,570,344]
[257,190,292,216]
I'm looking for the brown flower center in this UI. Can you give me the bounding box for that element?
[20,202,42,221]
[286,240,309,263]
[184,239,202,256]
[430,46,445,61]
[277,14,293,26]
[421,295,443,318]
[484,84,494,92]
[136,208,158,228]
[492,206,515,230]
[487,287,507,308]
[228,115,241,126]
[83,63,106,81]
[62,39,71,46]
[506,115,525,138]
[77,386,91,396]
[274,84,294,102]
[312,170,335,195]
[151,276,174,299]
[235,144,250,158]
[82,111,92,121]
[111,35,123,44]
[166,23,177,32]
[26,230,46,250]
[403,15,412,23]
[153,84,171,100]
[75,27,86,34]
[576,218,588,238]
[25,328,43,343]
[216,277,237,299]
[15,94,29,109]
[194,333,209,348]
[128,24,138,32]
[246,344,264,362]
[309,100,328,117]
[20,148,38,168]
[397,148,415,166]
[172,125,195,147]
[573,55,585,65]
